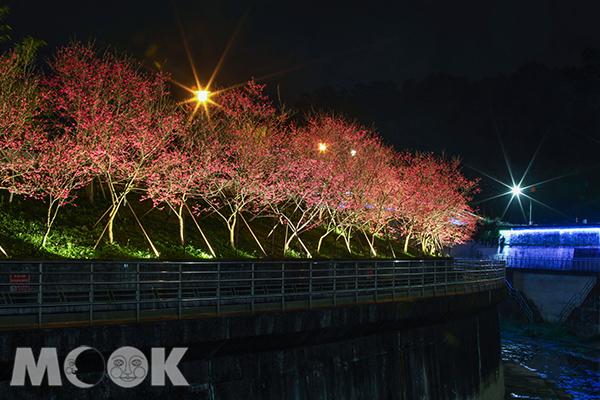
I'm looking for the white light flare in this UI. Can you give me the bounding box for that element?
[195,90,210,102]
[511,185,523,197]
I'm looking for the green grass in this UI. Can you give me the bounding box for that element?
[0,190,420,260]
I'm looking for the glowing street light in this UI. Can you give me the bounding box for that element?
[511,185,533,225]
[195,90,210,102]
[511,185,522,196]
[350,149,357,156]
[318,142,327,152]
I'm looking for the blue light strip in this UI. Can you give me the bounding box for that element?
[500,227,600,237]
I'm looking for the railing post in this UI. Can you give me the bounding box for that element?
[136,263,140,323]
[355,262,359,305]
[479,261,483,292]
[217,263,221,317]
[374,261,378,303]
[392,261,396,301]
[178,263,182,320]
[309,262,313,310]
[407,262,411,299]
[433,261,437,295]
[444,261,448,295]
[251,263,255,314]
[38,262,43,329]
[333,261,337,307]
[281,262,285,312]
[421,260,425,298]
[464,261,468,293]
[89,263,94,326]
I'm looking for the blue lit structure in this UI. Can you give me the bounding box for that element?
[498,226,600,270]
[500,226,600,334]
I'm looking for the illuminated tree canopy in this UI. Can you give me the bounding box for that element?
[0,42,478,257]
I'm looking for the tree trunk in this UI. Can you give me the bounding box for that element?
[271,218,276,256]
[107,198,125,244]
[240,212,267,256]
[363,231,377,257]
[343,227,352,253]
[370,233,378,256]
[127,200,160,257]
[283,226,312,257]
[108,207,117,244]
[0,243,7,257]
[177,203,185,247]
[98,179,107,201]
[317,231,330,253]
[283,224,289,254]
[421,237,428,254]
[387,232,396,258]
[229,213,237,248]
[185,202,216,257]
[403,229,412,253]
[42,197,61,247]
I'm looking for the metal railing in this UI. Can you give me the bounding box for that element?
[498,257,600,272]
[558,272,600,324]
[505,279,534,321]
[0,259,505,330]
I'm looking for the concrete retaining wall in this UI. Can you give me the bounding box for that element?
[509,268,598,326]
[0,288,505,399]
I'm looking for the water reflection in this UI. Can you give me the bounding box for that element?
[502,332,600,399]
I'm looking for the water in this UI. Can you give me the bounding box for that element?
[502,332,600,399]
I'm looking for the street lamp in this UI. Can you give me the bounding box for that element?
[511,185,522,196]
[318,143,327,152]
[195,90,210,102]
[511,185,532,225]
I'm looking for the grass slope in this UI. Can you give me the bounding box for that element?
[0,190,420,260]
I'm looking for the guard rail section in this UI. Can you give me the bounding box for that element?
[0,259,505,329]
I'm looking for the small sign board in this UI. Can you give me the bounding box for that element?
[10,274,30,292]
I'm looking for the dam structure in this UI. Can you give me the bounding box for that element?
[0,258,505,399]
[498,226,600,334]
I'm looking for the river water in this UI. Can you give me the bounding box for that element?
[502,332,600,399]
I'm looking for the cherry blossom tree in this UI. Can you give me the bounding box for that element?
[344,146,398,257]
[273,114,398,257]
[266,121,336,257]
[142,110,222,254]
[0,40,44,199]
[195,81,287,250]
[12,136,91,246]
[44,42,178,246]
[0,39,66,249]
[0,38,482,258]
[394,152,478,255]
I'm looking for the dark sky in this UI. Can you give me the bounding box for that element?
[4,0,600,225]
[6,0,600,101]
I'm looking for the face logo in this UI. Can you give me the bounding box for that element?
[107,347,148,388]
[64,359,77,375]
[63,346,105,388]
[11,346,188,388]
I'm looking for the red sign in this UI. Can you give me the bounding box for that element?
[10,274,29,292]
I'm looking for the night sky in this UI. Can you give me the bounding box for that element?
[4,0,600,225]
[7,0,600,98]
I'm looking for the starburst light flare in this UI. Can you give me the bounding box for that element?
[196,90,210,102]
[511,185,522,196]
